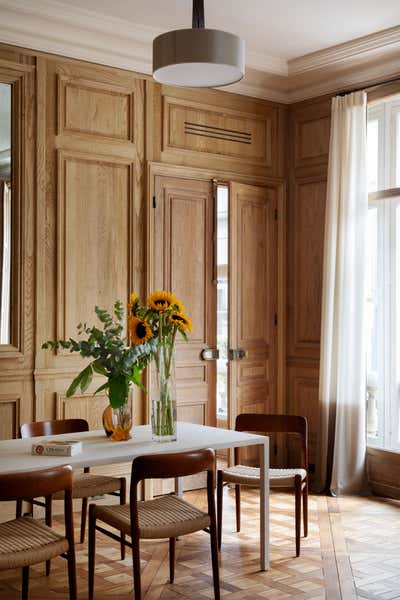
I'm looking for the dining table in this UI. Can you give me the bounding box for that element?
[0,421,270,570]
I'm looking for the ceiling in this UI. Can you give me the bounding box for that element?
[65,0,400,62]
[1,0,400,102]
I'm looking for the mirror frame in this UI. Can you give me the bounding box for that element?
[0,60,33,358]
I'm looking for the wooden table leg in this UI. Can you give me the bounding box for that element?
[259,439,269,571]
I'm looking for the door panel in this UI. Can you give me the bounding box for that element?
[153,175,216,427]
[229,182,277,462]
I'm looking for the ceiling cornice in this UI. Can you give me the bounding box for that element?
[1,0,400,104]
[289,25,400,75]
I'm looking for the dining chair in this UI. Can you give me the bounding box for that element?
[88,448,220,600]
[217,413,308,557]
[0,464,77,599]
[19,418,126,567]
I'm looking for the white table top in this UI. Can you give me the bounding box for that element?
[0,422,269,474]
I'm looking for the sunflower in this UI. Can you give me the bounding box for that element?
[128,316,153,345]
[168,311,193,333]
[147,290,177,312]
[173,298,186,313]
[127,291,139,317]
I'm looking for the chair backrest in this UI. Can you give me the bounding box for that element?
[235,413,308,468]
[20,418,89,438]
[129,449,216,533]
[130,449,215,486]
[0,465,75,551]
[0,465,73,502]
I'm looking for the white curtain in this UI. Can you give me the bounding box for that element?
[318,91,369,495]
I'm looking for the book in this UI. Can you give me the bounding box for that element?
[31,440,83,457]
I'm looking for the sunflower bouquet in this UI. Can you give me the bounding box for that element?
[127,290,192,441]
[42,300,156,419]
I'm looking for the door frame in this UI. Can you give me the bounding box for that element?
[146,161,286,427]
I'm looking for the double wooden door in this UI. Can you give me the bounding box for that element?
[151,175,278,433]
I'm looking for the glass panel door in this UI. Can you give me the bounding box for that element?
[216,185,228,426]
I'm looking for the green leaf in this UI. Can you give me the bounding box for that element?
[94,380,110,395]
[92,361,108,376]
[66,371,85,397]
[79,365,93,393]
[108,375,129,409]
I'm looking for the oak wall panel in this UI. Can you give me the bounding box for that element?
[156,84,286,178]
[294,99,331,172]
[288,177,326,359]
[57,150,132,343]
[57,392,109,430]
[287,367,320,473]
[163,96,272,166]
[58,75,134,142]
[0,396,20,440]
[286,97,331,486]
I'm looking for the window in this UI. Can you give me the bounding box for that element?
[366,96,400,450]
[216,185,228,420]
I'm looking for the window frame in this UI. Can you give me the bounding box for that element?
[367,95,400,451]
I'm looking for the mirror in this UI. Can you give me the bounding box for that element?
[0,83,12,344]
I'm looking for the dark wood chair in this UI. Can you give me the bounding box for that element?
[0,465,77,599]
[88,449,220,600]
[19,419,126,566]
[217,414,308,557]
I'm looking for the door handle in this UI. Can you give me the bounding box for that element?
[201,348,220,361]
[228,348,247,360]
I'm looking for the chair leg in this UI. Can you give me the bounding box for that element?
[45,498,53,576]
[169,537,176,583]
[210,517,221,600]
[22,566,29,600]
[216,471,223,550]
[67,546,77,600]
[120,478,126,560]
[295,475,302,557]
[235,485,241,533]
[80,497,88,544]
[132,536,142,600]
[88,504,96,600]
[302,480,308,538]
[16,499,22,519]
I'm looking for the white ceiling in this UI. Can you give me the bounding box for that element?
[65,0,400,61]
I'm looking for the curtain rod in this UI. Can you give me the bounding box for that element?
[338,74,400,97]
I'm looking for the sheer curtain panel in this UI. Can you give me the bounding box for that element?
[318,91,368,495]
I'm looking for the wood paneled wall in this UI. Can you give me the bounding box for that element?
[286,96,332,481]
[0,42,286,441]
[1,40,397,498]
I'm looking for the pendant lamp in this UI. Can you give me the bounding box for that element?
[152,0,245,88]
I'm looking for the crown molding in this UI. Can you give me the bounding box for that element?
[289,25,400,75]
[288,27,400,102]
[1,0,400,104]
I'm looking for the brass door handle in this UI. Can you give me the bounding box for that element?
[201,348,220,361]
[228,348,247,360]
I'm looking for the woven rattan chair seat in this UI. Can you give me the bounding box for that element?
[53,472,122,499]
[222,465,307,487]
[95,494,210,539]
[0,517,69,569]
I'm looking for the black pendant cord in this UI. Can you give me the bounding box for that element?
[192,0,205,29]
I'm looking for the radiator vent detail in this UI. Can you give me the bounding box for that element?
[184,121,252,145]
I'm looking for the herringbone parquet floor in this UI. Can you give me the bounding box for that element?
[0,488,399,599]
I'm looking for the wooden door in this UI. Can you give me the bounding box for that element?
[152,175,217,428]
[228,182,277,459]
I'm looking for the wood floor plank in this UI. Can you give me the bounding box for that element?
[0,489,399,598]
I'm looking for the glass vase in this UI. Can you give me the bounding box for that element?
[151,347,177,442]
[111,402,132,441]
